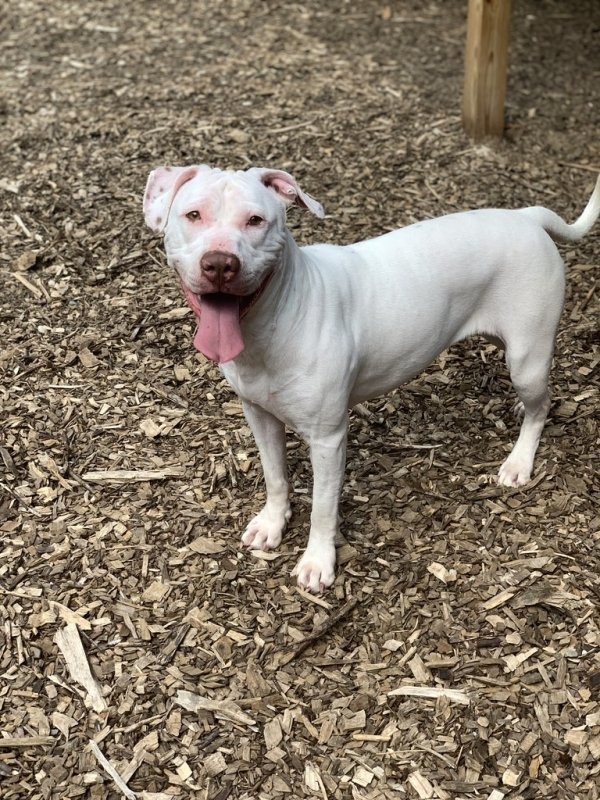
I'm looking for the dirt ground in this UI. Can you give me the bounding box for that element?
[1,1,600,798]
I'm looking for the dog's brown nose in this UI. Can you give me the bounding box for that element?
[200,251,241,286]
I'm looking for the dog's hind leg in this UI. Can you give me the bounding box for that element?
[498,335,556,487]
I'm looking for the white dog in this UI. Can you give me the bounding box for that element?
[144,165,600,592]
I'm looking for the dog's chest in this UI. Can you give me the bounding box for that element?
[222,361,278,409]
[220,360,306,428]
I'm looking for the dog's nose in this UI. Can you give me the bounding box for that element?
[200,251,241,286]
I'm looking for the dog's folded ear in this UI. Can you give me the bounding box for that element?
[143,165,202,233]
[251,168,325,218]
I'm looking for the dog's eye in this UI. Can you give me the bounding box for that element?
[247,215,265,227]
[186,210,201,221]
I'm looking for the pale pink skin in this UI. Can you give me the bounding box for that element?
[144,166,600,593]
[144,166,324,363]
[144,166,322,298]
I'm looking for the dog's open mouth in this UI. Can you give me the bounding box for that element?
[181,274,272,364]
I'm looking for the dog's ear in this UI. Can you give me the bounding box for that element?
[251,168,325,218]
[143,165,201,233]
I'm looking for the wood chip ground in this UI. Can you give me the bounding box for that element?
[1,1,599,798]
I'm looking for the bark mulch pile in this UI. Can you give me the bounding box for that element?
[1,1,599,798]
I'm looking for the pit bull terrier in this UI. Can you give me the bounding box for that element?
[144,165,600,593]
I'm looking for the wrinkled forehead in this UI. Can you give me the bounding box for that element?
[173,169,279,216]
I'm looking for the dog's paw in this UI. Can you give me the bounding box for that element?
[292,546,336,594]
[241,505,291,550]
[498,457,531,488]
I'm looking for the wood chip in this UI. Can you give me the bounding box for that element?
[388,686,471,705]
[502,647,538,673]
[187,535,227,554]
[501,766,521,787]
[0,736,56,748]
[481,589,517,610]
[427,561,457,583]
[204,751,227,777]
[408,653,432,682]
[264,717,283,749]
[51,711,77,741]
[352,766,374,787]
[54,624,108,712]
[588,735,600,760]
[88,740,136,799]
[352,733,394,743]
[519,731,538,753]
[174,690,256,727]
[407,769,434,798]
[82,468,185,482]
[49,600,92,630]
[304,762,328,797]
[140,794,173,800]
[11,271,43,297]
[141,581,170,602]
[564,729,588,747]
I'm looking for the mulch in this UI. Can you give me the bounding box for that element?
[1,1,599,798]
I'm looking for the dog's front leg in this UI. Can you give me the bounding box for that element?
[240,400,291,551]
[293,424,348,593]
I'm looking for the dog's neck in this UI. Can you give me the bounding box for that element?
[233,229,306,361]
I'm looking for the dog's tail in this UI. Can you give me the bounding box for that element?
[519,174,600,242]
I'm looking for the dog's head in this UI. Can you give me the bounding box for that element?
[143,165,324,362]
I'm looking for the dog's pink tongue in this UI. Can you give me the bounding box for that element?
[193,293,244,363]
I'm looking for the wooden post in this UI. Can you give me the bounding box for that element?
[462,0,512,140]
